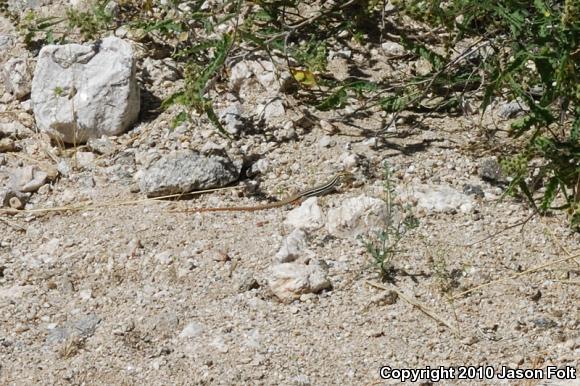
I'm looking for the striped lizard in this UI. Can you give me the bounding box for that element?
[173,171,352,213]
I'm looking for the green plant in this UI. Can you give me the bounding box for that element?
[293,38,328,73]
[53,86,64,97]
[235,1,388,110]
[162,33,234,136]
[141,0,242,135]
[66,1,115,40]
[12,1,117,47]
[148,0,390,135]
[392,0,579,228]
[359,162,419,281]
[430,253,463,295]
[18,11,65,47]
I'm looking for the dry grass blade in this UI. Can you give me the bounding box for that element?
[0,217,27,231]
[452,215,579,300]
[366,280,460,336]
[0,186,239,215]
[459,213,536,247]
[542,217,580,267]
[452,253,580,300]
[554,280,580,285]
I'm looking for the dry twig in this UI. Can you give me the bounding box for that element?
[452,253,580,300]
[366,280,460,336]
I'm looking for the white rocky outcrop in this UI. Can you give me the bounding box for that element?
[31,36,140,144]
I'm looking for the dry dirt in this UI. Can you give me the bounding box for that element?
[0,1,579,385]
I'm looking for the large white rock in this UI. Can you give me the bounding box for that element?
[274,228,309,264]
[326,195,389,239]
[31,36,140,144]
[268,261,331,303]
[284,197,324,231]
[229,60,277,91]
[381,41,407,57]
[400,184,474,214]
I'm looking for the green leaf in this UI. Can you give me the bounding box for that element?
[509,116,535,137]
[349,80,378,94]
[533,136,556,154]
[143,19,183,34]
[540,177,559,212]
[381,93,412,113]
[316,88,348,111]
[161,91,190,109]
[204,102,231,138]
[400,36,445,71]
[534,56,554,86]
[193,34,232,96]
[571,109,580,142]
[533,0,550,18]
[170,111,188,129]
[518,179,538,211]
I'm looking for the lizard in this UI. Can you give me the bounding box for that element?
[172,171,352,213]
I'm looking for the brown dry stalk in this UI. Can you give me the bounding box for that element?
[0,186,239,215]
[451,253,580,300]
[366,280,460,336]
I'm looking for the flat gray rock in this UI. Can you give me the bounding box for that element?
[45,314,101,345]
[498,100,528,119]
[138,149,240,197]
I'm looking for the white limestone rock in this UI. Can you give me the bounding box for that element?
[268,260,331,303]
[284,197,324,231]
[31,36,140,144]
[400,184,474,214]
[274,228,310,264]
[9,165,48,193]
[3,58,32,99]
[326,195,389,239]
[381,41,407,57]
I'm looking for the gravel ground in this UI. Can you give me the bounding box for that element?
[0,2,578,385]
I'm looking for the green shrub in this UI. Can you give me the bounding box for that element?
[359,163,419,281]
[395,0,579,228]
